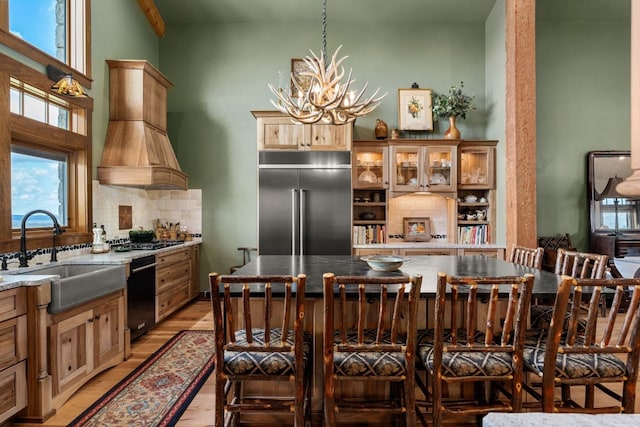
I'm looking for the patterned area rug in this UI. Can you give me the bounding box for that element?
[69,330,215,427]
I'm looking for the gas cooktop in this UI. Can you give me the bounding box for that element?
[129,240,183,251]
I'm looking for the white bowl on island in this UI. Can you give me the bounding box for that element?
[361,255,408,272]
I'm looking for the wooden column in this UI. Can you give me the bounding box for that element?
[617,1,640,196]
[505,0,537,251]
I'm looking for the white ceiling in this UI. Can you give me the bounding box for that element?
[154,0,630,25]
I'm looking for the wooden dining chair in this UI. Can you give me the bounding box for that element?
[509,245,544,269]
[523,276,640,413]
[418,273,535,427]
[209,273,312,427]
[554,249,608,279]
[322,273,423,427]
[531,249,609,329]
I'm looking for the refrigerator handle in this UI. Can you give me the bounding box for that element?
[299,189,306,255]
[291,189,297,255]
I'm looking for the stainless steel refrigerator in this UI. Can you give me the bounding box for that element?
[258,151,352,255]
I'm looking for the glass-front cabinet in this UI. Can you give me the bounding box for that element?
[425,145,457,192]
[390,141,457,193]
[353,142,388,189]
[458,141,497,189]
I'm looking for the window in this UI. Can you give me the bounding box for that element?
[11,147,68,228]
[10,77,73,131]
[9,0,62,60]
[0,0,90,84]
[0,55,92,251]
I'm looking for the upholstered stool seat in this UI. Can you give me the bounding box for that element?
[332,329,407,377]
[524,333,627,380]
[420,343,514,378]
[224,328,312,376]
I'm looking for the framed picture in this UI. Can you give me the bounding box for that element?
[403,217,432,242]
[398,88,433,131]
[291,58,313,97]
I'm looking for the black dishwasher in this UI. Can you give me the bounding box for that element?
[128,255,156,341]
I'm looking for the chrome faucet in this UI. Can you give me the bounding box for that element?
[19,209,64,268]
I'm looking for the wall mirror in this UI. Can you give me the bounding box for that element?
[588,150,640,235]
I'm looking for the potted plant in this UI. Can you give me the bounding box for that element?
[432,81,475,139]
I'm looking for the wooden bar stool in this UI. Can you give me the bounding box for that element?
[322,273,423,426]
[523,276,640,413]
[418,273,535,427]
[209,273,312,426]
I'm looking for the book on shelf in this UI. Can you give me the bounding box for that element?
[353,225,386,245]
[457,224,490,244]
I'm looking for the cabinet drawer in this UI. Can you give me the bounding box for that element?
[156,282,190,320]
[0,315,27,371]
[156,259,191,293]
[458,248,504,259]
[0,360,27,424]
[0,287,26,323]
[156,248,191,266]
[354,248,396,256]
[400,249,456,256]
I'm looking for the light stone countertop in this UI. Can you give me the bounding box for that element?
[353,241,505,250]
[0,239,202,292]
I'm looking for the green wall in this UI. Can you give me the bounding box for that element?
[159,20,492,276]
[90,0,160,169]
[536,13,630,251]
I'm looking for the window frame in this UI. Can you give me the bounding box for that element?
[0,53,92,254]
[0,0,92,89]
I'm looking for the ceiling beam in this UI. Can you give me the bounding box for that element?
[137,0,165,37]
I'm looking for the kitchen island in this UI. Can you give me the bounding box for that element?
[232,254,562,297]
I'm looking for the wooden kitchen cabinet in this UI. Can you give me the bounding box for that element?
[353,141,389,244]
[389,140,458,193]
[252,110,352,151]
[353,248,396,256]
[156,247,192,322]
[353,141,388,189]
[49,291,125,402]
[458,141,497,190]
[457,247,505,259]
[94,296,125,367]
[456,141,497,244]
[400,248,456,256]
[190,245,201,299]
[0,287,27,424]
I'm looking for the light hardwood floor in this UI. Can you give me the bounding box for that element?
[12,299,640,427]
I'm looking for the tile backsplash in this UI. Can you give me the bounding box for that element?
[388,193,453,241]
[92,181,202,240]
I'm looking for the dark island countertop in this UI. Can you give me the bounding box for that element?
[231,255,563,298]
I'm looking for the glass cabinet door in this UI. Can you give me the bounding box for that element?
[459,145,495,189]
[424,145,457,192]
[353,145,388,188]
[391,146,421,191]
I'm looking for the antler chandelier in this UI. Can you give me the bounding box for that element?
[268,0,385,125]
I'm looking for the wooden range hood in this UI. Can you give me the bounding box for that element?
[98,60,188,190]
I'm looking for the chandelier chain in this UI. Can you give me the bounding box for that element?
[321,0,327,65]
[268,0,386,125]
